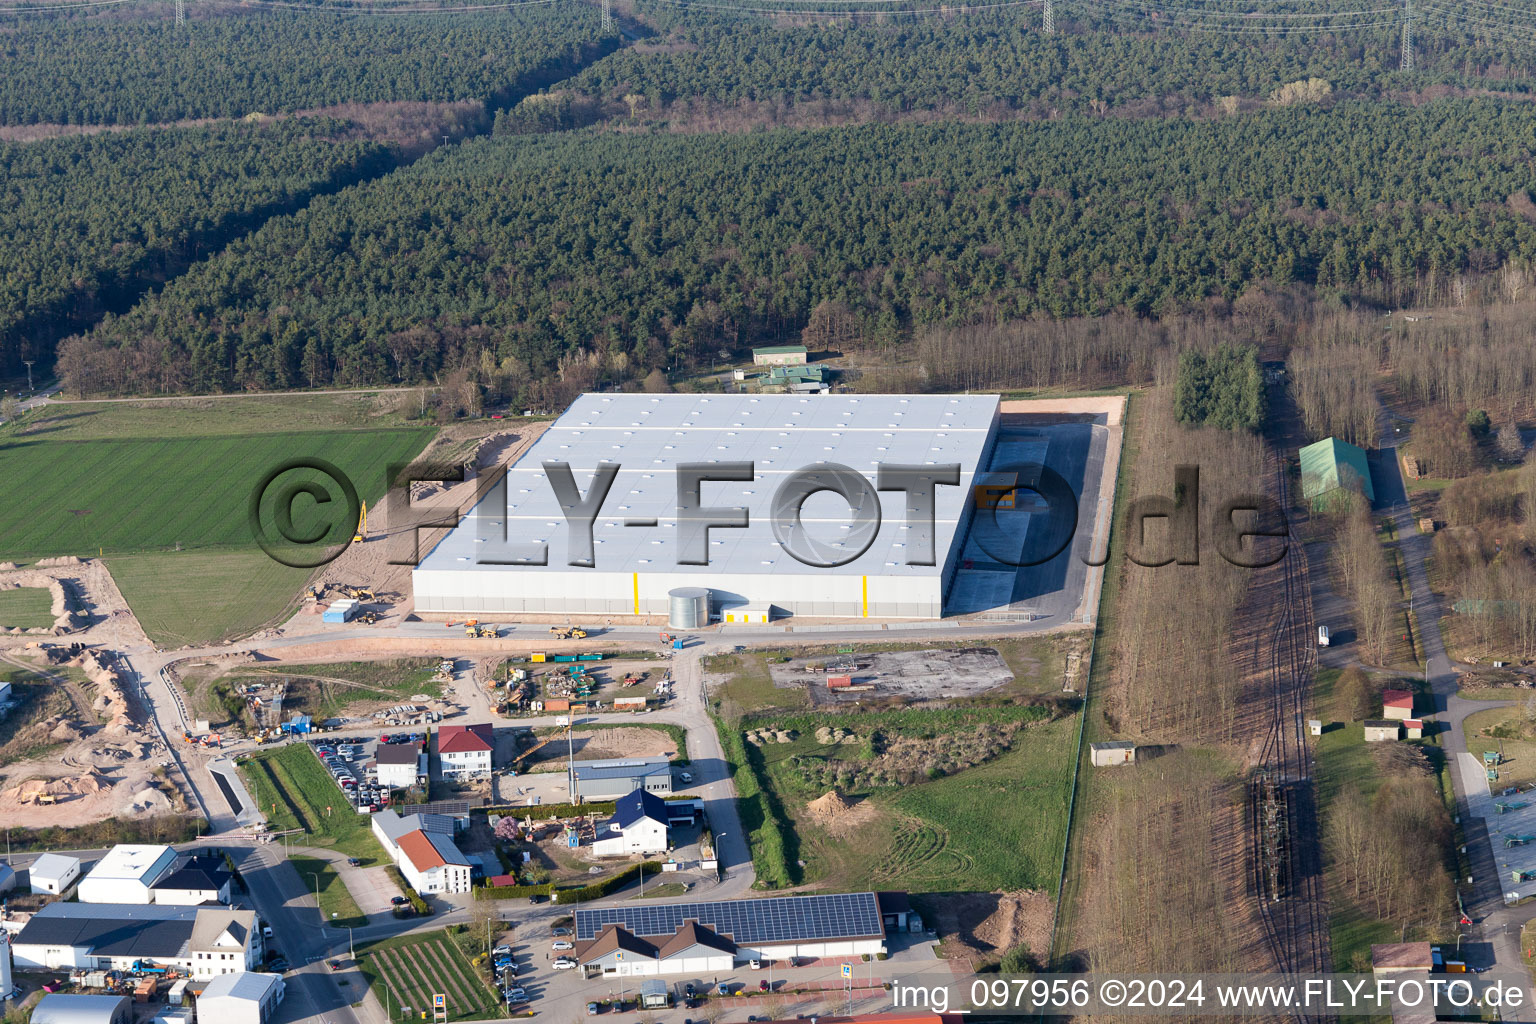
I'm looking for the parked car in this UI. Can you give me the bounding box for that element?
[552,959,577,970]
[759,981,770,993]
[586,1003,599,1015]
[505,988,526,1002]
[748,959,761,970]
[528,895,546,904]
[551,927,572,937]
[268,959,289,972]
[679,772,694,783]
[492,945,513,955]
[391,896,409,906]
[684,984,695,997]
[346,857,361,867]
[328,960,344,972]
[717,985,730,996]
[552,941,573,950]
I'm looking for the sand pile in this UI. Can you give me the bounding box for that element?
[802,790,877,837]
[3,770,115,803]
[72,650,141,736]
[34,556,83,567]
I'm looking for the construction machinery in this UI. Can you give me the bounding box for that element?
[1506,835,1536,848]
[353,500,368,543]
[342,586,377,601]
[550,626,588,640]
[467,622,498,638]
[510,735,553,769]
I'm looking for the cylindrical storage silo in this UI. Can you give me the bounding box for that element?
[668,587,709,629]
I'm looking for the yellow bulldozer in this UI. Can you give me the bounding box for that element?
[465,623,497,638]
[549,625,588,640]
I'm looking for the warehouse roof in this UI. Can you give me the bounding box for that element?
[572,758,671,782]
[1299,437,1375,503]
[32,994,130,1024]
[575,892,885,945]
[84,845,176,884]
[417,393,999,579]
[376,745,422,765]
[14,903,197,957]
[200,973,282,1003]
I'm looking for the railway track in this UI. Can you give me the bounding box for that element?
[1248,460,1331,1009]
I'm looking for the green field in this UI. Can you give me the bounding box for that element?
[237,744,388,861]
[109,550,313,647]
[0,429,431,557]
[0,400,434,646]
[729,704,1079,893]
[0,588,54,629]
[357,929,501,1022]
[289,854,368,929]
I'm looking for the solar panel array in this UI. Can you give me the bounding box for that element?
[575,892,883,944]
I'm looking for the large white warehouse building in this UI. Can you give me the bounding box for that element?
[413,393,1001,620]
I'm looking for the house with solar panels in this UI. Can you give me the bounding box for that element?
[572,893,886,976]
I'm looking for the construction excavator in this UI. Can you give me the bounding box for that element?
[352,501,368,544]
[549,625,588,640]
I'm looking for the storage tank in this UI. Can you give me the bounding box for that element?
[668,588,709,630]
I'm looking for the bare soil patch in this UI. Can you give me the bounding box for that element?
[922,890,1054,966]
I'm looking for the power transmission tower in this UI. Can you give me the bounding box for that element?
[175,0,185,27]
[601,0,613,35]
[1399,0,1414,71]
[1042,0,1054,34]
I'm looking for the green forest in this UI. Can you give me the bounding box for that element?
[0,119,395,378]
[508,7,1536,130]
[59,98,1536,401]
[0,6,611,125]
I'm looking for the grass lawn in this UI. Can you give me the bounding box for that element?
[289,854,367,928]
[108,550,312,647]
[741,705,1078,893]
[237,744,388,861]
[1464,707,1536,790]
[0,587,54,629]
[357,929,501,1022]
[10,392,427,441]
[633,882,688,899]
[705,651,809,716]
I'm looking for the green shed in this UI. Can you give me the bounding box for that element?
[1299,437,1374,507]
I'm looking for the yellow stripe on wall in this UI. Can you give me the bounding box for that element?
[862,576,868,617]
[633,573,640,615]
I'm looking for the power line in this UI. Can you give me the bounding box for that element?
[1400,0,1412,68]
[1042,0,1053,32]
[175,0,185,25]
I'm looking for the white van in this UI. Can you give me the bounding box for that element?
[1317,625,1331,647]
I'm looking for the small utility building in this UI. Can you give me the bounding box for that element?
[1089,741,1136,767]
[196,972,285,1024]
[30,853,81,895]
[1363,720,1401,743]
[752,345,808,366]
[1299,437,1375,508]
[1381,689,1414,721]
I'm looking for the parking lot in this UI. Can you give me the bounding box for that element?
[306,731,429,814]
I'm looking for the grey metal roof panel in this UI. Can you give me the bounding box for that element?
[574,892,884,945]
[200,973,281,1002]
[15,905,197,959]
[416,394,999,579]
[572,758,670,782]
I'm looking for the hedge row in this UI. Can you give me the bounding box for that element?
[715,719,795,888]
[478,802,615,819]
[473,862,664,903]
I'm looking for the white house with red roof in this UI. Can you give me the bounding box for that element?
[436,724,494,779]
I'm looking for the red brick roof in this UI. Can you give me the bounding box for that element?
[438,724,493,754]
[397,830,445,871]
[1382,689,1414,709]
